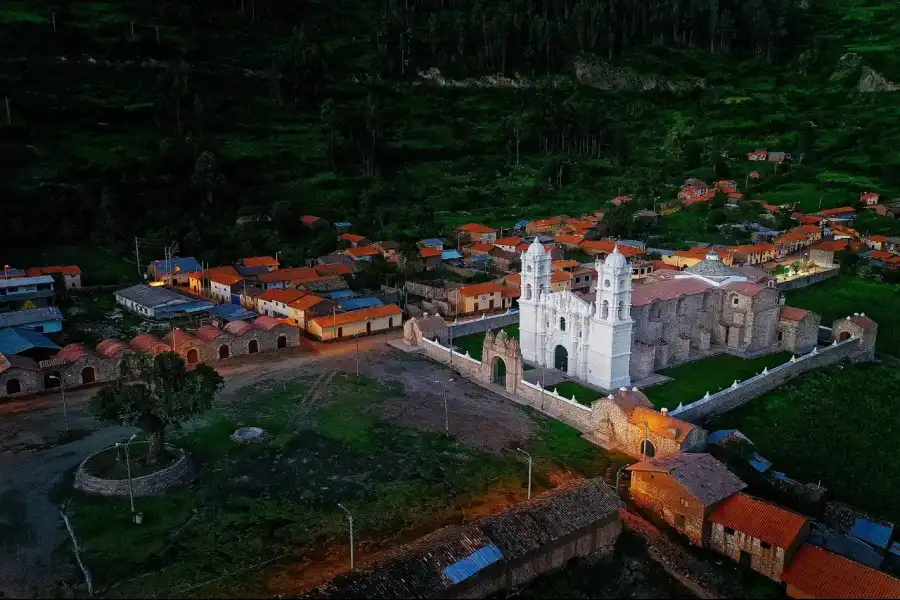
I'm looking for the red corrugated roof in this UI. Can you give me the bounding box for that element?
[779,306,810,322]
[257,267,319,283]
[95,338,132,358]
[709,493,808,549]
[130,333,164,351]
[315,263,353,276]
[57,343,90,363]
[419,247,442,258]
[195,325,224,342]
[344,246,380,258]
[470,242,494,253]
[258,288,306,304]
[26,265,82,276]
[818,206,855,215]
[579,240,646,257]
[782,544,900,599]
[340,233,368,243]
[242,256,278,268]
[301,215,322,224]
[309,304,402,328]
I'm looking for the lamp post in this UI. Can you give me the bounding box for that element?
[47,375,68,434]
[435,378,454,433]
[115,434,138,522]
[517,448,532,500]
[615,462,633,495]
[338,503,355,570]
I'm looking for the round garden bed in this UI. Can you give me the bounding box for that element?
[74,443,195,497]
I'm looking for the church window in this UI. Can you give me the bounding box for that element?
[560,317,566,331]
[732,297,739,306]
[604,279,611,288]
[617,301,624,319]
[526,264,533,273]
[539,284,545,296]
[601,300,610,319]
[525,284,532,300]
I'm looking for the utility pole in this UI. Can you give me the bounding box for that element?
[4,97,9,125]
[52,11,56,32]
[337,504,354,570]
[130,21,135,41]
[517,448,532,500]
[134,237,141,278]
[156,25,160,44]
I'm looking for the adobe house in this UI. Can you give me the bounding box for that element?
[627,453,746,546]
[708,493,810,581]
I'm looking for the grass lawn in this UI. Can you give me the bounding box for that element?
[708,363,900,524]
[544,380,605,407]
[453,324,520,361]
[63,371,625,597]
[643,352,792,411]
[784,275,900,356]
[3,245,138,286]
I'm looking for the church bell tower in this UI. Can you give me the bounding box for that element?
[587,246,633,390]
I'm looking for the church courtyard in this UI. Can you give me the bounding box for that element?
[25,347,627,598]
[452,324,519,361]
[642,351,793,410]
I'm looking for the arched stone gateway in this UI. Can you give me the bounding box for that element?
[81,367,96,385]
[248,339,259,354]
[219,344,230,359]
[640,439,656,459]
[277,335,287,349]
[186,349,199,365]
[554,345,569,372]
[6,379,20,395]
[492,357,507,386]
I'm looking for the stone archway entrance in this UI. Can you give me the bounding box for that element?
[839,331,851,342]
[248,339,259,354]
[277,335,287,349]
[219,344,230,359]
[81,367,96,385]
[492,357,507,386]
[6,379,21,395]
[554,345,568,372]
[186,349,199,365]
[641,439,656,459]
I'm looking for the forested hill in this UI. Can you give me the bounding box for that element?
[1,0,898,273]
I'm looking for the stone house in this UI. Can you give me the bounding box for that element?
[302,478,623,600]
[0,354,43,397]
[488,247,519,272]
[162,329,208,366]
[456,223,498,245]
[777,307,820,354]
[708,493,810,581]
[25,266,83,290]
[592,388,706,460]
[338,233,370,248]
[627,453,747,546]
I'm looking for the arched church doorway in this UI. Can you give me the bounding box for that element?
[839,331,851,342]
[492,357,507,386]
[554,345,568,372]
[641,439,656,458]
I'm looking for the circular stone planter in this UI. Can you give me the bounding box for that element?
[74,445,195,498]
[230,426,266,443]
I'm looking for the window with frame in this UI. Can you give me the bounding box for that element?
[732,297,739,305]
[674,513,686,528]
[760,541,772,550]
[725,527,735,535]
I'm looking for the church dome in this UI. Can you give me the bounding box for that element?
[525,238,546,257]
[604,245,628,269]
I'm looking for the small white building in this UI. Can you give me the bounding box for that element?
[115,284,207,319]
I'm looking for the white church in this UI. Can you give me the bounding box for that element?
[518,239,635,391]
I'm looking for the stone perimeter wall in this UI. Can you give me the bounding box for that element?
[669,338,860,424]
[74,446,195,497]
[449,310,520,339]
[775,268,839,291]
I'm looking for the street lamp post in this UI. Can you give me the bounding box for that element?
[436,378,454,433]
[116,434,138,521]
[48,375,68,434]
[338,503,354,570]
[517,448,532,500]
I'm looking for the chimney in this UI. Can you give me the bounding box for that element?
[660,407,669,416]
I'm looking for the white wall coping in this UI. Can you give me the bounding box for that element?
[421,336,482,365]
[519,379,592,413]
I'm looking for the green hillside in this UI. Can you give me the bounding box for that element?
[2,0,898,273]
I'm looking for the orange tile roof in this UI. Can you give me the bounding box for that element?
[419,247,442,258]
[781,544,900,599]
[778,232,807,243]
[258,288,306,304]
[494,236,522,247]
[551,271,572,283]
[130,333,164,351]
[315,263,353,276]
[301,215,322,224]
[309,304,402,328]
[651,260,677,272]
[801,215,825,225]
[257,267,319,282]
[288,294,327,311]
[869,235,890,242]
[709,493,808,549]
[579,241,646,257]
[779,306,810,322]
[552,259,580,271]
[458,282,504,297]
[344,246,380,258]
[242,256,279,268]
[340,233,367,243]
[554,234,585,245]
[469,242,495,253]
[811,240,849,252]
[26,265,82,277]
[818,205,855,216]
[794,225,822,235]
[529,217,563,228]
[501,286,520,298]
[457,223,497,233]
[763,203,782,212]
[869,250,895,261]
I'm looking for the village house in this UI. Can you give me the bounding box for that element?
[774,232,807,258]
[417,247,443,270]
[148,257,201,286]
[493,236,522,253]
[866,234,890,251]
[777,307,821,354]
[452,282,516,315]
[716,180,738,194]
[315,263,354,277]
[780,543,900,599]
[300,215,329,229]
[501,271,573,295]
[115,284,212,319]
[456,223,498,245]
[817,206,856,221]
[554,234,586,250]
[627,453,747,546]
[517,241,564,261]
[255,267,321,290]
[631,259,654,280]
[662,247,734,270]
[808,240,849,269]
[561,217,598,236]
[885,237,900,253]
[338,233,370,248]
[306,304,402,341]
[25,266,82,290]
[525,217,566,236]
[316,253,355,268]
[860,191,880,207]
[488,247,519,272]
[287,293,335,330]
[768,151,789,163]
[239,256,279,271]
[0,275,56,312]
[747,149,768,161]
[257,288,307,319]
[792,225,824,246]
[417,238,444,251]
[343,246,380,262]
[708,493,810,581]
[466,242,495,258]
[729,244,776,266]
[188,266,243,302]
[0,306,64,335]
[373,241,401,263]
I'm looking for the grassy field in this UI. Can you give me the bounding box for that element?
[64,371,626,597]
[709,363,900,524]
[453,324,520,361]
[544,380,605,407]
[784,276,900,355]
[643,352,793,410]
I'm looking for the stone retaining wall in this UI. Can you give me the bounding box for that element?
[776,268,838,291]
[420,337,484,379]
[74,446,195,497]
[669,338,860,424]
[449,310,520,339]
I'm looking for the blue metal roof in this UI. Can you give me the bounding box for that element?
[514,220,530,229]
[0,306,64,329]
[707,430,735,444]
[749,453,772,473]
[207,304,257,322]
[235,264,269,277]
[337,297,383,311]
[334,221,352,227]
[155,300,213,318]
[442,250,463,261]
[420,238,443,248]
[151,257,202,275]
[324,289,355,300]
[443,544,503,585]
[0,328,60,355]
[851,518,893,549]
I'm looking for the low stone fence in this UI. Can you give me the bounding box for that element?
[776,268,838,291]
[517,379,594,432]
[420,337,484,379]
[669,338,860,423]
[74,446,195,497]
[449,310,519,338]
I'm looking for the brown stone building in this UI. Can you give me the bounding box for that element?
[302,478,623,600]
[777,307,821,354]
[708,493,810,581]
[627,453,746,546]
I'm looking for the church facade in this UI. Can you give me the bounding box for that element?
[519,242,818,392]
